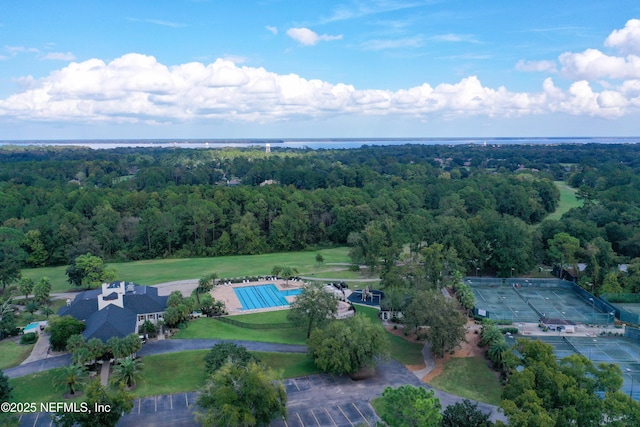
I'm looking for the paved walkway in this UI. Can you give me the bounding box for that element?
[298,276,380,282]
[410,342,436,379]
[5,354,71,379]
[20,333,52,365]
[100,361,110,386]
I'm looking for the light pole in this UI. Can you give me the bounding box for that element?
[589,298,595,324]
[627,368,635,399]
[511,267,514,278]
[609,311,615,327]
[476,267,479,277]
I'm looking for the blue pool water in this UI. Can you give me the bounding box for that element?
[24,322,40,333]
[234,284,302,310]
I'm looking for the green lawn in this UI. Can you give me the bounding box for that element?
[0,339,35,370]
[353,305,425,366]
[251,351,321,378]
[134,350,320,398]
[10,350,320,402]
[427,357,502,405]
[231,309,290,324]
[546,181,583,222]
[370,397,387,422]
[172,317,308,345]
[10,368,86,404]
[21,247,350,294]
[134,351,208,397]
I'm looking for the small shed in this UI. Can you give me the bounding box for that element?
[539,317,576,333]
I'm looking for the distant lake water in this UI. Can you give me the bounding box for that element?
[1,137,639,150]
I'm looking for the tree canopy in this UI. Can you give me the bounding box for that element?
[308,315,390,375]
[54,380,133,427]
[501,339,640,427]
[402,289,467,357]
[0,369,19,427]
[195,361,286,427]
[49,315,86,351]
[287,282,338,338]
[204,343,258,375]
[442,399,494,427]
[66,253,117,289]
[379,385,442,427]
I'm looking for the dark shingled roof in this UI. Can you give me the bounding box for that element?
[57,282,168,342]
[58,299,98,321]
[82,305,137,342]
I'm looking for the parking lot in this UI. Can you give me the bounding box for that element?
[270,400,378,427]
[272,376,380,426]
[17,375,381,427]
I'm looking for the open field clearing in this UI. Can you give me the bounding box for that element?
[21,247,351,294]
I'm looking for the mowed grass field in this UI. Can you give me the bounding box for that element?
[10,368,84,404]
[21,247,351,294]
[11,351,321,403]
[173,316,308,345]
[547,181,583,222]
[353,305,425,366]
[0,339,35,370]
[427,357,502,405]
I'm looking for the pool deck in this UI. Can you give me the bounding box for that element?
[211,279,305,315]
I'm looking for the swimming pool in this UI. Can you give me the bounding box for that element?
[23,322,40,334]
[234,284,302,310]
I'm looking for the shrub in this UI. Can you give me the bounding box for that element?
[20,332,38,345]
[49,316,86,351]
[204,343,259,375]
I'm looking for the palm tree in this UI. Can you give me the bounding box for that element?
[280,266,299,286]
[488,340,511,367]
[480,323,502,347]
[19,278,34,301]
[195,273,217,303]
[110,357,143,388]
[56,364,87,396]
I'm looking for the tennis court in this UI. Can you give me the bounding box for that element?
[471,284,611,324]
[472,287,539,322]
[515,287,612,324]
[234,284,302,310]
[614,303,640,315]
[533,335,640,400]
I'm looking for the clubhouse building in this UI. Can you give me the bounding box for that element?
[58,281,168,342]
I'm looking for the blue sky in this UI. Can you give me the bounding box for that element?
[2,0,640,139]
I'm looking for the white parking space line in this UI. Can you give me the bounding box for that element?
[337,405,354,426]
[351,403,369,426]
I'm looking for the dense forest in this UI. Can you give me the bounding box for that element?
[1,143,640,295]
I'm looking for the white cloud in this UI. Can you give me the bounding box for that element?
[322,0,429,24]
[126,17,185,28]
[1,53,640,126]
[5,45,39,56]
[360,36,423,51]
[266,26,278,35]
[605,19,640,55]
[286,28,343,46]
[430,33,478,43]
[515,59,557,73]
[41,52,76,61]
[559,48,640,80]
